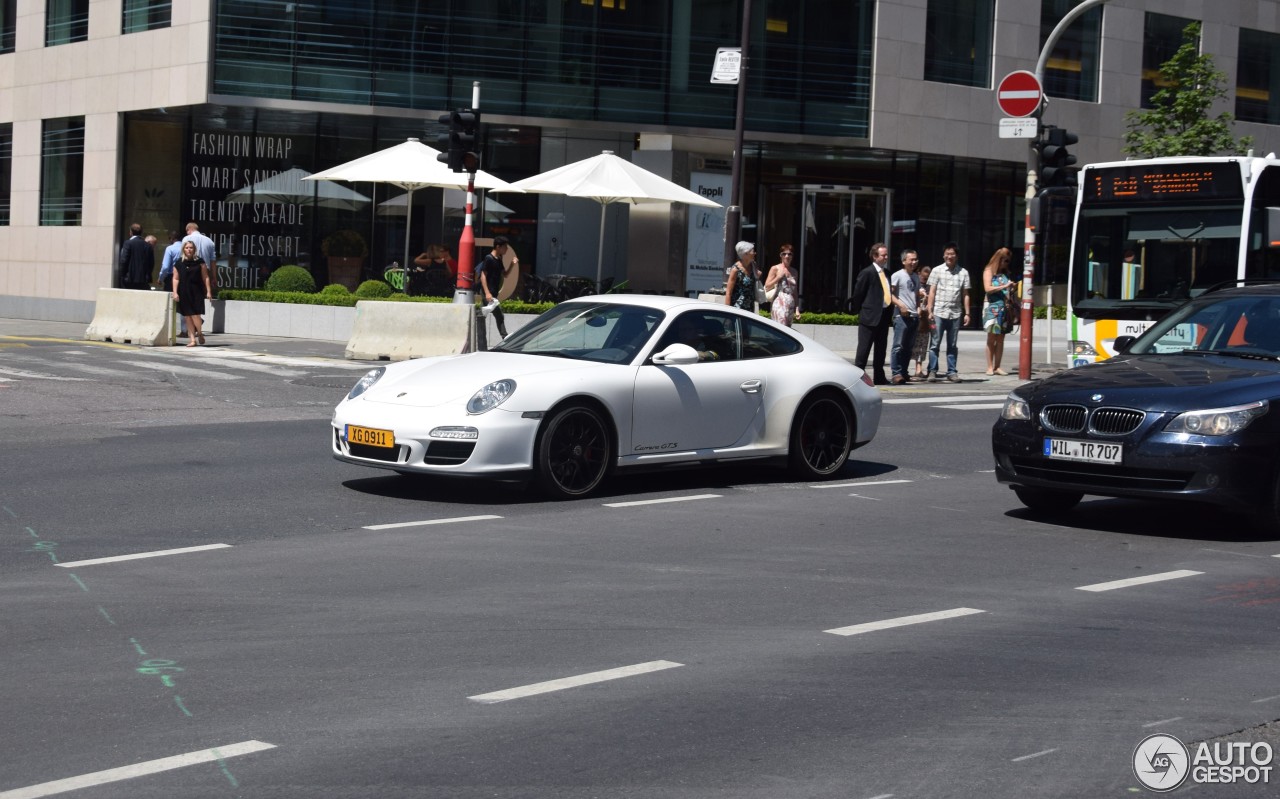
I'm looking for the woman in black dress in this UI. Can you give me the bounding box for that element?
[172,241,213,346]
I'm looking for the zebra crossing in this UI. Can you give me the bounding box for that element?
[0,342,372,384]
[882,391,1012,412]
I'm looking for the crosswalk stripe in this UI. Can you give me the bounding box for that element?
[0,367,89,381]
[120,360,243,380]
[145,352,305,377]
[884,394,1008,404]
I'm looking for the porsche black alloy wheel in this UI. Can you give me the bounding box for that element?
[789,392,853,479]
[536,404,612,499]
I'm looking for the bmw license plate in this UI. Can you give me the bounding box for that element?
[346,424,395,448]
[1044,438,1121,465]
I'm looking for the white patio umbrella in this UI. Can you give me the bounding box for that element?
[225,167,370,210]
[303,138,516,269]
[500,150,721,287]
[377,188,515,224]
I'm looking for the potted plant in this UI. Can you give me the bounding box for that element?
[322,229,368,290]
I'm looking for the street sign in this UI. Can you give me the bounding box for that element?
[996,71,1042,118]
[999,117,1039,139]
[711,47,741,84]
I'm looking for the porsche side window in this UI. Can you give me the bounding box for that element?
[740,318,802,359]
[654,312,738,362]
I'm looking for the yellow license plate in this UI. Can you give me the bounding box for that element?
[346,424,395,448]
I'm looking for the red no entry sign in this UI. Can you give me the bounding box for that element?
[996,71,1042,118]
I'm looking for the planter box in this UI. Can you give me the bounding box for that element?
[209,299,356,342]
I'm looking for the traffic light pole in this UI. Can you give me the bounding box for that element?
[453,81,481,307]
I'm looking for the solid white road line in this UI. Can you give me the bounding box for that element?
[55,543,232,569]
[362,514,502,530]
[603,494,722,508]
[1252,694,1280,704]
[0,740,276,799]
[933,402,1007,410]
[1075,570,1203,592]
[824,607,986,637]
[469,660,684,704]
[122,360,242,380]
[813,479,913,489]
[1011,748,1058,762]
[883,394,1009,404]
[1143,717,1184,727]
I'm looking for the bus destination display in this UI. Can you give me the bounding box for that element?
[1084,163,1244,203]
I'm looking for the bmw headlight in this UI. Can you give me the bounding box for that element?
[346,367,385,400]
[1164,400,1268,436]
[466,379,516,414]
[1000,393,1031,421]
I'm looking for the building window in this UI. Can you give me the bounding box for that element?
[924,0,994,87]
[46,0,88,45]
[1238,28,1280,124]
[123,0,170,33]
[1141,12,1196,108]
[40,117,84,227]
[1040,0,1101,103]
[0,124,11,226]
[0,0,15,53]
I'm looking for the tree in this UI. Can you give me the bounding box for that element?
[1123,22,1253,157]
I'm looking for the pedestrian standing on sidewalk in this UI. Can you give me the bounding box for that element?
[981,247,1014,375]
[764,244,799,327]
[912,265,933,378]
[852,242,893,386]
[889,248,921,384]
[724,241,761,311]
[925,243,970,383]
[118,223,153,290]
[173,241,213,347]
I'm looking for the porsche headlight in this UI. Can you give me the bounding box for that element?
[1000,393,1031,421]
[1164,400,1268,436]
[346,367,386,400]
[467,379,516,414]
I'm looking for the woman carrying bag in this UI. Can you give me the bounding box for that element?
[724,241,761,311]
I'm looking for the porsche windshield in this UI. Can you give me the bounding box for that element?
[493,302,663,364]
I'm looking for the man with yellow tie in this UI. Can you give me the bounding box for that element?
[851,242,894,386]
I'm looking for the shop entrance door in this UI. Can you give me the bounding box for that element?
[761,186,891,313]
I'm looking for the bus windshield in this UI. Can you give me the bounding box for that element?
[1070,204,1243,317]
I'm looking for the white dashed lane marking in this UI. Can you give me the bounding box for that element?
[603,494,722,508]
[469,660,684,704]
[1075,570,1203,592]
[1011,748,1058,762]
[0,740,276,799]
[813,479,912,489]
[55,544,232,569]
[824,607,986,637]
[362,514,502,531]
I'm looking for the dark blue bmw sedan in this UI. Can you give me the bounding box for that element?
[993,284,1280,531]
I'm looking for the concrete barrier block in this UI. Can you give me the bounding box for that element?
[84,288,176,347]
[345,301,474,361]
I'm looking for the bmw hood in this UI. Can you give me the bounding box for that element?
[1020,354,1280,411]
[354,352,610,408]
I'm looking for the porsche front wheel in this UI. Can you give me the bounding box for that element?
[789,392,853,479]
[536,403,612,499]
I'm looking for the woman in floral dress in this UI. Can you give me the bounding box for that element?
[765,244,800,326]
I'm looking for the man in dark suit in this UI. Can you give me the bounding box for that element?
[851,242,893,385]
[118,223,153,290]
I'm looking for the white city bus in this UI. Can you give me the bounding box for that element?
[1065,154,1280,366]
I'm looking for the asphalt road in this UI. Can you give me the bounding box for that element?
[2,332,1279,798]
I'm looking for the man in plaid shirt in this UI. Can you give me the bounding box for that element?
[924,243,971,382]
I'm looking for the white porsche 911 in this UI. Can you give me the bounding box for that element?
[332,295,881,498]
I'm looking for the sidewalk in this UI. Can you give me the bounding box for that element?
[0,317,1060,390]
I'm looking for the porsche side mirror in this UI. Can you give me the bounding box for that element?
[652,343,700,365]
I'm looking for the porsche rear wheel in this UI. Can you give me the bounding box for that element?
[536,403,612,499]
[789,392,853,479]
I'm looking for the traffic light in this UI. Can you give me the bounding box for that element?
[435,109,481,173]
[1038,125,1079,188]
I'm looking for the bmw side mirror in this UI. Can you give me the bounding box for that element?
[1113,335,1136,354]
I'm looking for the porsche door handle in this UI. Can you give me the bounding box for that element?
[740,379,763,394]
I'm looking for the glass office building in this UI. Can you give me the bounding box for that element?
[2,1,1277,321]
